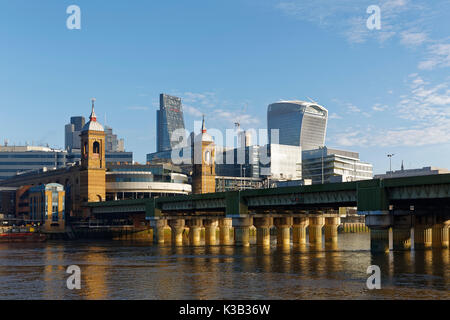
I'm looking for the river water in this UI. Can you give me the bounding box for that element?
[0,233,449,300]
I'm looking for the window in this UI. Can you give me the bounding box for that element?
[93,142,100,154]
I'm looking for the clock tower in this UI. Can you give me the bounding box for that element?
[192,116,216,194]
[79,98,106,203]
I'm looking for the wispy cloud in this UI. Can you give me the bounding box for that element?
[275,0,427,45]
[372,103,388,112]
[347,103,361,113]
[418,43,450,70]
[329,113,342,120]
[184,104,203,117]
[400,31,428,47]
[332,74,450,147]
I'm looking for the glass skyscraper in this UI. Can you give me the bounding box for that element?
[267,101,328,151]
[157,94,186,152]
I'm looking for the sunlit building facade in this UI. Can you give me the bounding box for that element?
[267,101,328,151]
[157,94,186,153]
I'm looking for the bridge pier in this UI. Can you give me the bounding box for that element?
[414,225,432,250]
[150,219,167,244]
[392,227,412,251]
[169,219,185,246]
[292,217,308,245]
[219,218,233,245]
[187,219,203,246]
[204,219,219,246]
[324,217,340,249]
[233,217,253,247]
[254,217,272,246]
[391,215,412,251]
[414,216,433,250]
[370,228,390,253]
[432,222,450,249]
[308,216,324,245]
[274,217,293,247]
[365,214,392,253]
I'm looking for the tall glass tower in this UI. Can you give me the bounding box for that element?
[267,101,328,151]
[157,94,187,152]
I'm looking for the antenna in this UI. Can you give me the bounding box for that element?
[234,103,248,131]
[306,96,318,104]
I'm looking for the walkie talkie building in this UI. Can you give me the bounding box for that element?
[157,94,187,152]
[267,101,328,151]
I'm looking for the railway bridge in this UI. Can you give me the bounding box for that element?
[88,174,450,252]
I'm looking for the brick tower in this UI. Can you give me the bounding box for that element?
[192,116,216,194]
[79,98,106,203]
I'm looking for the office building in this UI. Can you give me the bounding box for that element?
[29,183,65,233]
[105,126,125,152]
[374,166,450,179]
[0,145,69,182]
[65,116,126,153]
[157,94,186,153]
[65,116,85,151]
[106,163,191,201]
[302,147,373,184]
[259,144,302,180]
[0,145,133,183]
[268,101,328,151]
[216,145,260,179]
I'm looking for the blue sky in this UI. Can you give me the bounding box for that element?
[1,0,449,174]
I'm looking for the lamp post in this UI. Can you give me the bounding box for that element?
[387,153,395,175]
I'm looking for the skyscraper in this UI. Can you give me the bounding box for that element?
[267,101,328,151]
[157,94,186,152]
[65,116,85,151]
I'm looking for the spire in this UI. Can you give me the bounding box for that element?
[90,98,97,122]
[202,114,206,133]
[401,160,404,171]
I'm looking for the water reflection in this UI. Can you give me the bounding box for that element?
[0,234,448,300]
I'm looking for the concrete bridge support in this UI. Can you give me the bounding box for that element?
[324,217,340,248]
[219,218,233,245]
[187,219,203,246]
[254,217,272,246]
[233,217,253,247]
[414,216,433,250]
[432,222,449,249]
[391,215,412,251]
[308,217,324,244]
[392,227,412,251]
[366,215,392,253]
[414,225,432,250]
[274,217,293,247]
[150,219,167,244]
[369,228,390,253]
[292,217,308,245]
[204,219,219,246]
[169,219,185,246]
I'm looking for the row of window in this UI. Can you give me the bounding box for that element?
[0,154,65,159]
[0,162,64,166]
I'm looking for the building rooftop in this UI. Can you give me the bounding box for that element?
[0,145,64,153]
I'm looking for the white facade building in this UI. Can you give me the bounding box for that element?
[302,147,373,184]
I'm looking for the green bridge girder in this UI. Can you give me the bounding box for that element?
[86,174,450,218]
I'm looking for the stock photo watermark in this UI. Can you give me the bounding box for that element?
[66,5,81,30]
[366,265,381,290]
[366,5,381,30]
[66,265,81,290]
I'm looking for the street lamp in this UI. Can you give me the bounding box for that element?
[387,154,395,175]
